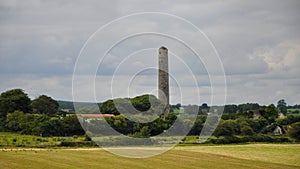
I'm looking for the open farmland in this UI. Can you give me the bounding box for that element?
[1,144,299,169]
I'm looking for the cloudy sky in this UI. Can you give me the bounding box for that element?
[0,0,299,105]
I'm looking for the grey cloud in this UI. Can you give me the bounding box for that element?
[0,0,299,105]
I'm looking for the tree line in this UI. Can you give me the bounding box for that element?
[0,89,84,136]
[0,88,300,142]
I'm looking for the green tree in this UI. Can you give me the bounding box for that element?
[0,89,31,117]
[240,123,254,136]
[131,95,152,112]
[39,118,64,136]
[61,115,85,136]
[276,114,300,125]
[260,104,279,123]
[224,104,238,114]
[277,99,287,115]
[189,115,206,135]
[5,111,24,132]
[247,118,268,133]
[5,110,50,135]
[99,94,164,116]
[238,103,260,113]
[0,89,31,131]
[288,122,300,141]
[214,120,237,137]
[31,95,59,116]
[139,126,151,138]
[237,110,254,118]
[221,113,238,120]
[201,103,208,109]
[99,99,119,115]
[149,117,168,135]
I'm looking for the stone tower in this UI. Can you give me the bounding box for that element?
[158,46,170,117]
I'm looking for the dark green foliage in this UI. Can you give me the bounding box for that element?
[131,95,152,112]
[99,99,119,115]
[0,89,31,117]
[0,88,298,145]
[260,104,279,123]
[247,118,268,133]
[170,103,181,111]
[276,115,300,125]
[221,113,238,120]
[201,103,208,109]
[214,120,238,137]
[288,122,300,141]
[149,117,169,135]
[84,134,92,141]
[98,95,175,137]
[288,104,300,109]
[224,105,238,114]
[131,126,151,138]
[61,115,85,136]
[207,135,292,144]
[237,103,259,113]
[102,112,177,137]
[5,111,25,132]
[237,110,254,118]
[5,111,84,136]
[240,125,255,136]
[99,94,165,116]
[260,123,278,134]
[0,117,6,131]
[199,103,209,114]
[109,115,130,134]
[6,111,50,135]
[207,135,241,144]
[40,118,65,136]
[277,99,287,115]
[189,115,206,135]
[31,95,59,116]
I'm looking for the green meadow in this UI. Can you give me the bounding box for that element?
[1,144,299,169]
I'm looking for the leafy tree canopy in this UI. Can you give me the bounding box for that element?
[277,99,287,115]
[99,94,165,116]
[31,95,59,116]
[288,122,300,141]
[0,89,31,117]
[260,104,279,123]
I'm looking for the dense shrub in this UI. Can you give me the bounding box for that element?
[288,122,300,141]
[277,115,300,125]
[213,120,238,137]
[240,125,255,136]
[206,135,292,144]
[208,136,241,144]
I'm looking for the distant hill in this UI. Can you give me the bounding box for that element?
[58,100,101,114]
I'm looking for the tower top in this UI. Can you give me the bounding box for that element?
[159,46,168,50]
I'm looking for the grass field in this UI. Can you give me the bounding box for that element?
[1,144,300,169]
[288,108,300,115]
